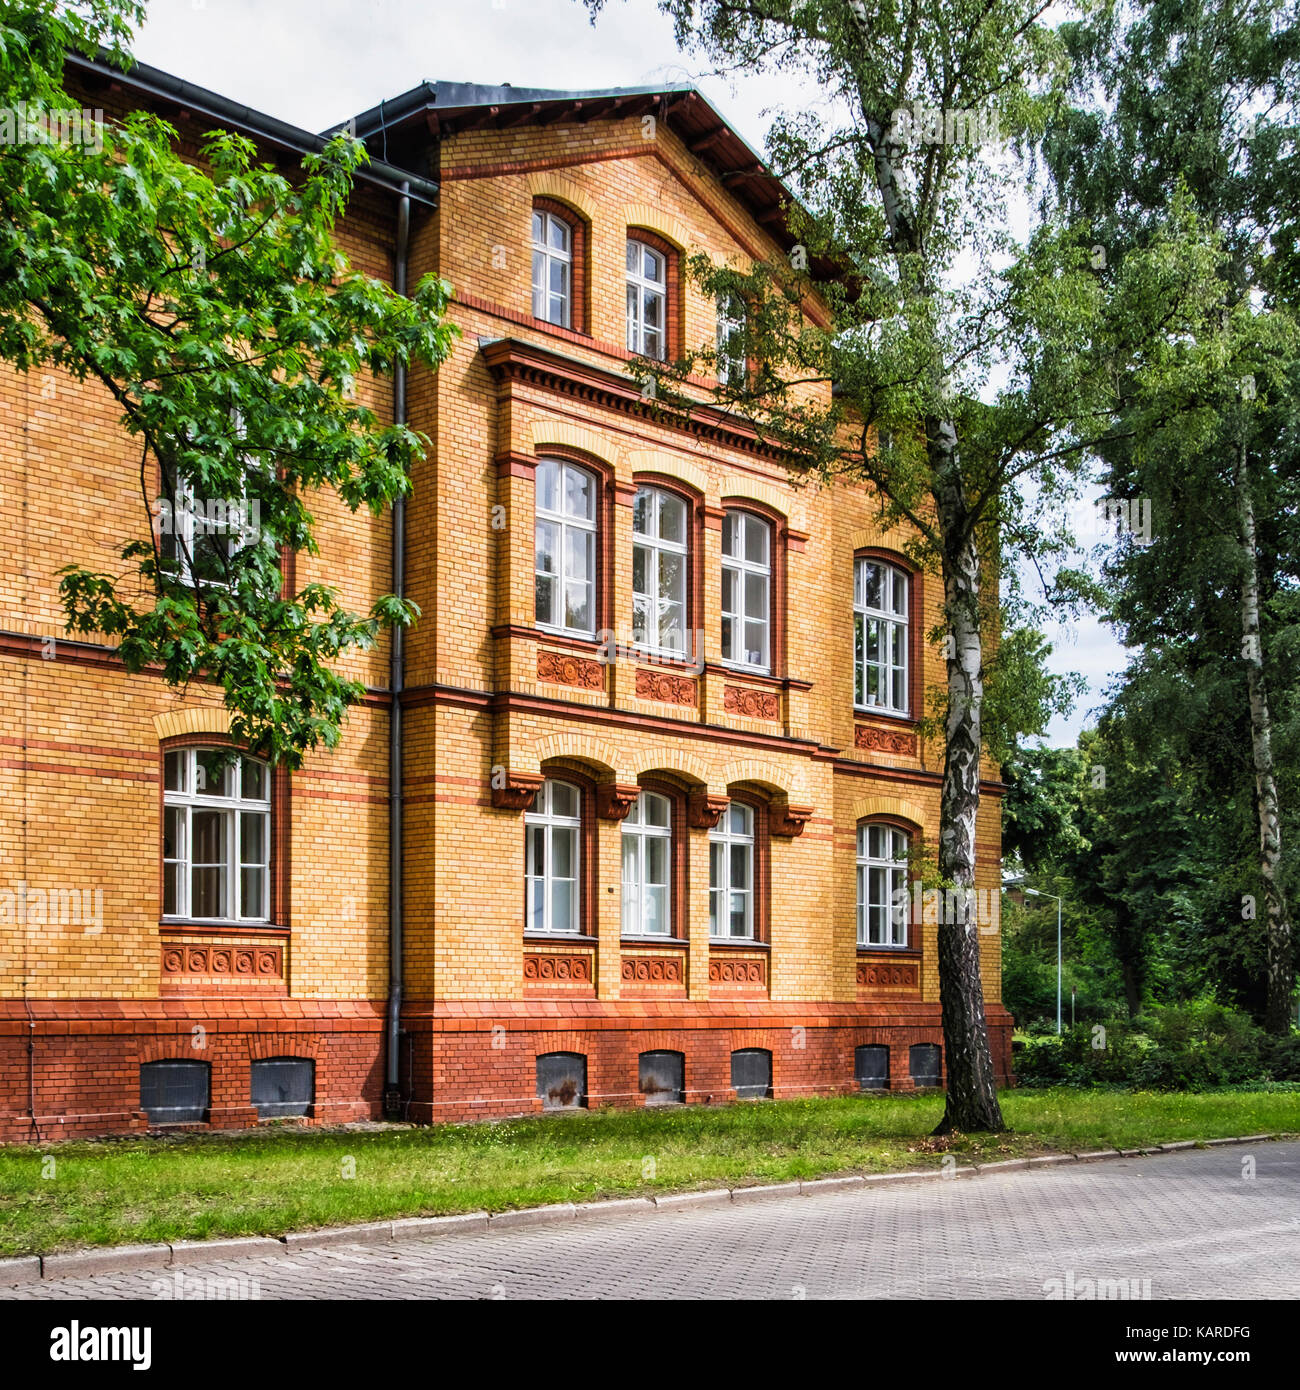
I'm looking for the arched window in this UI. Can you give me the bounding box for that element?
[622,791,672,937]
[632,485,688,657]
[854,558,909,714]
[626,236,668,359]
[709,801,755,939]
[535,458,596,638]
[526,779,582,934]
[721,510,771,673]
[163,747,270,922]
[532,205,574,328]
[857,822,910,948]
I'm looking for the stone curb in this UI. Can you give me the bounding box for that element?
[168,1237,286,1266]
[11,1131,1289,1283]
[42,1243,171,1279]
[0,1256,41,1286]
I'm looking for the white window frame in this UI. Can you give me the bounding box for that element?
[621,791,673,937]
[531,208,572,328]
[716,292,746,388]
[632,485,689,658]
[526,779,582,935]
[721,510,771,674]
[854,558,910,715]
[162,747,271,923]
[857,822,910,948]
[534,458,597,639]
[626,238,667,360]
[709,801,755,940]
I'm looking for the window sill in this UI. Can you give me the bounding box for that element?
[523,932,593,943]
[853,706,916,724]
[708,937,768,950]
[621,935,687,948]
[856,944,920,956]
[159,919,287,936]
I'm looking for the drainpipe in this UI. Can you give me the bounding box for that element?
[383,181,410,1119]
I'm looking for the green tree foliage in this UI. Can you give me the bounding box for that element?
[0,0,458,766]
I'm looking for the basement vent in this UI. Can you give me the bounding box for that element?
[536,1052,587,1110]
[140,1060,210,1123]
[855,1044,890,1091]
[639,1050,684,1105]
[251,1057,314,1118]
[730,1048,772,1099]
[910,1043,942,1088]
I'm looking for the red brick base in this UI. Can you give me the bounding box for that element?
[0,999,1014,1141]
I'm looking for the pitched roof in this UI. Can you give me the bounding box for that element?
[328,79,804,259]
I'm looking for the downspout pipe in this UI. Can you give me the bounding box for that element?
[384,182,410,1118]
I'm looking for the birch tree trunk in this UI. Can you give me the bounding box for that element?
[931,418,1005,1133]
[1236,441,1293,1034]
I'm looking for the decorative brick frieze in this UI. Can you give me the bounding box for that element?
[634,667,697,706]
[723,685,780,721]
[855,723,919,756]
[161,944,282,978]
[687,791,730,829]
[523,951,594,986]
[856,955,921,991]
[770,803,814,838]
[620,954,685,986]
[537,649,605,691]
[708,955,767,987]
[490,770,545,811]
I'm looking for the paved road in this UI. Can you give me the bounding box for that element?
[5,1142,1299,1300]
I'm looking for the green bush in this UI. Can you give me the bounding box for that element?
[1014,1003,1286,1091]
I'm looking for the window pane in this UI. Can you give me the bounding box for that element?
[646,834,669,886]
[744,570,768,623]
[633,490,651,535]
[729,892,748,936]
[527,824,545,876]
[240,811,267,867]
[191,809,226,864]
[549,217,569,252]
[644,290,664,331]
[191,866,225,919]
[163,861,179,917]
[644,247,664,283]
[722,512,739,557]
[659,551,685,605]
[892,569,908,615]
[535,573,556,627]
[626,240,639,273]
[566,526,592,584]
[195,750,231,797]
[551,878,575,933]
[644,793,670,828]
[860,562,883,611]
[528,876,544,932]
[721,565,738,613]
[893,666,907,711]
[164,806,184,862]
[645,884,668,935]
[744,619,767,668]
[241,758,267,801]
[535,518,559,575]
[744,518,769,565]
[536,460,559,513]
[730,803,752,836]
[658,493,686,544]
[550,782,579,819]
[532,249,546,318]
[721,614,734,661]
[532,211,544,242]
[564,466,594,521]
[549,255,568,296]
[632,543,649,597]
[240,866,266,919]
[710,841,724,893]
[565,579,592,633]
[164,750,185,793]
[730,842,750,891]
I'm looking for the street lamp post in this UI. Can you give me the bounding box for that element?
[1024,887,1064,1035]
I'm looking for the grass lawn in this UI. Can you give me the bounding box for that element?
[2,1088,1297,1256]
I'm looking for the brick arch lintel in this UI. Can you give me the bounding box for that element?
[850,794,928,830]
[152,706,233,742]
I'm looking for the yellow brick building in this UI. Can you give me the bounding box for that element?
[0,59,1010,1137]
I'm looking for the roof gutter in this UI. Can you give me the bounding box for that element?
[383,182,411,1120]
[65,52,440,207]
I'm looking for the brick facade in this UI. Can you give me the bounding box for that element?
[0,69,1011,1141]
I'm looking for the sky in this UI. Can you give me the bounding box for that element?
[131,0,1127,746]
